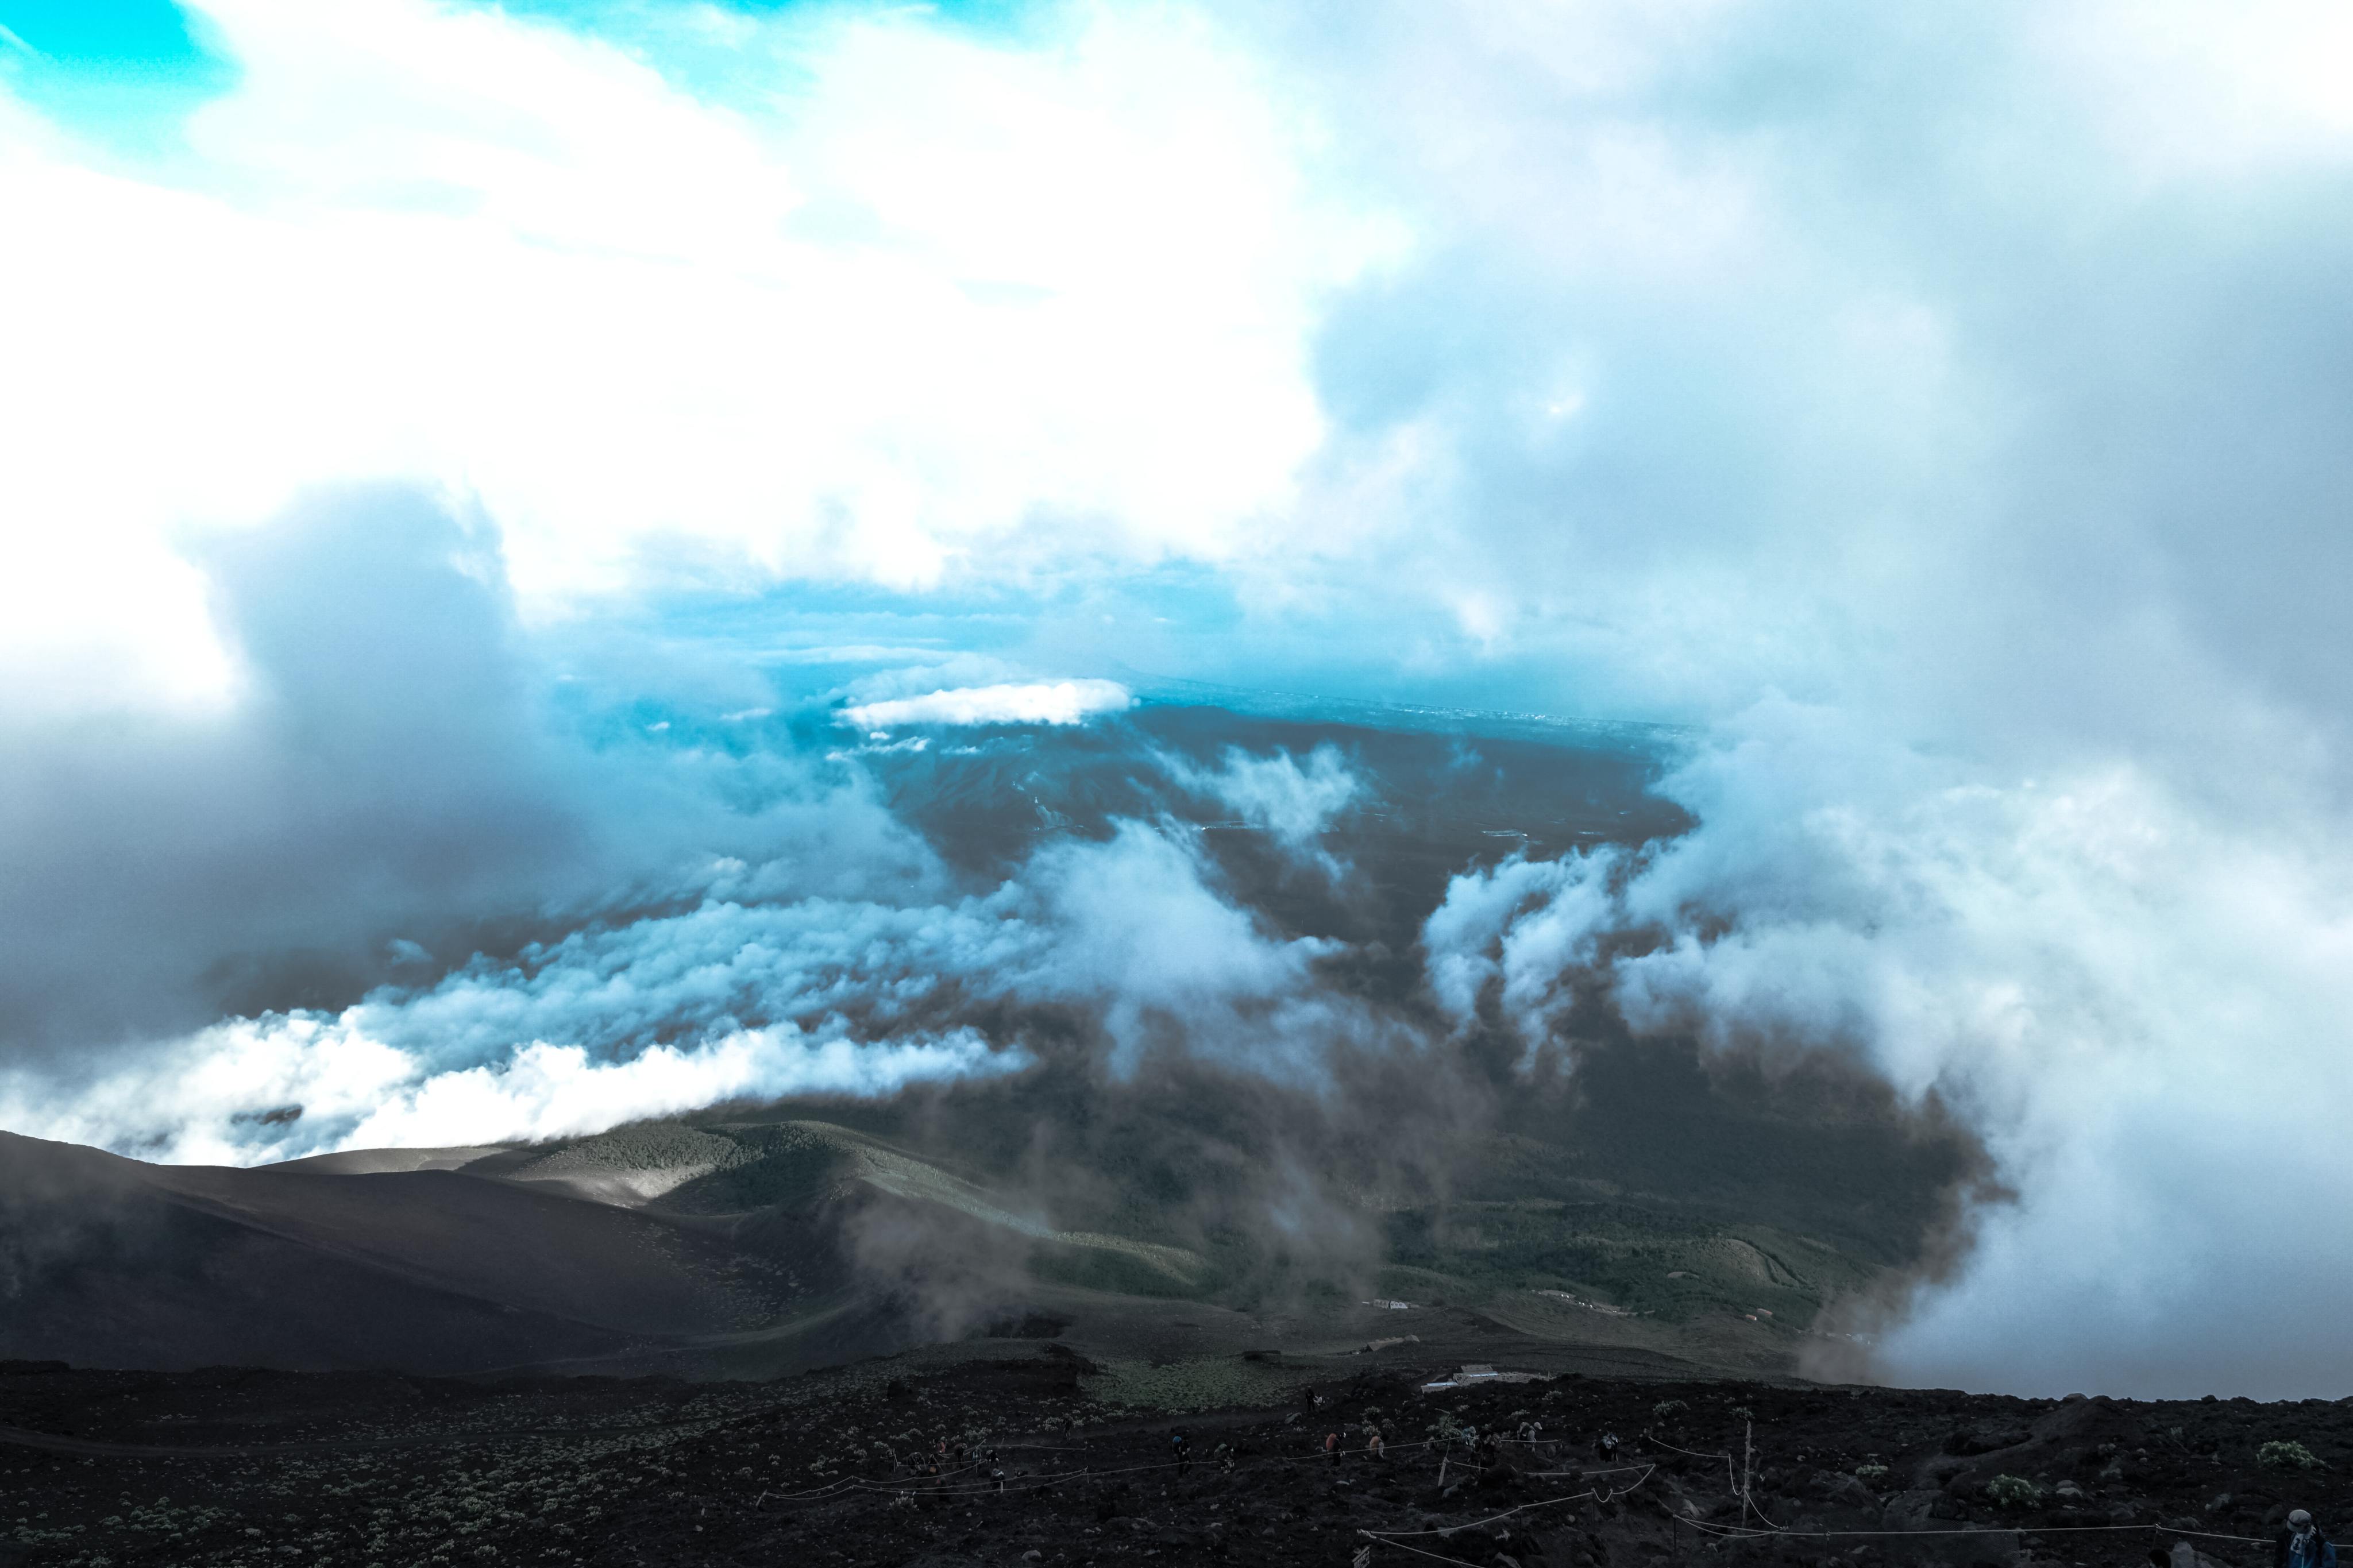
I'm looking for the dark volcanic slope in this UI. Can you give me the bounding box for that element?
[0,1041,1975,1384]
[3,1349,2350,1568]
[0,1132,782,1374]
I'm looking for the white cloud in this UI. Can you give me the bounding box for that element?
[1167,743,1364,879]
[337,1028,1017,1153]
[1016,820,1407,1079]
[0,0,1389,718]
[841,679,1133,730]
[0,1009,1016,1167]
[0,817,1400,1163]
[1422,698,2353,1397]
[1197,745,1360,844]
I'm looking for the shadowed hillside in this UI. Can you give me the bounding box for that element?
[0,1029,1974,1382]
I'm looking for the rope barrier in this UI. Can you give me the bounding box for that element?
[761,1432,1483,1508]
[769,1419,1693,1511]
[1681,1513,2276,1546]
[1363,1465,1656,1540]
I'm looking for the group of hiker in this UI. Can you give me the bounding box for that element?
[1276,1403,1623,1474]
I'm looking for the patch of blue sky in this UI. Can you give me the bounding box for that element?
[650,562,1641,725]
[0,0,237,153]
[627,566,1229,677]
[525,567,1239,766]
[0,0,1048,155]
[472,0,1050,113]
[496,0,1039,43]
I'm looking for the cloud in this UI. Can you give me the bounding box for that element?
[1423,698,2353,1397]
[1243,0,2353,1396]
[0,0,1385,717]
[1197,744,1361,843]
[0,482,939,1056]
[0,809,1412,1164]
[1165,742,1364,881]
[1014,820,1411,1080]
[0,1010,1018,1168]
[1422,851,1620,1052]
[841,679,1135,731]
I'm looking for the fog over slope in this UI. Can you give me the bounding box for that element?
[2,0,2350,1398]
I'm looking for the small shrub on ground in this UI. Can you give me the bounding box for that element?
[1986,1475,2042,1511]
[2260,1441,2325,1472]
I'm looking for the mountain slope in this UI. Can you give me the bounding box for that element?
[0,1035,1972,1380]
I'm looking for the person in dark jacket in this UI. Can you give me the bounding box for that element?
[2278,1509,2338,1568]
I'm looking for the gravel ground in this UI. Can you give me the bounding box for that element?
[5,1351,2350,1568]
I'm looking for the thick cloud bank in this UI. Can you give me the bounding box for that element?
[5,0,2353,1397]
[1424,704,2353,1397]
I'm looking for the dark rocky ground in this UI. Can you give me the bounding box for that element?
[5,1347,2350,1568]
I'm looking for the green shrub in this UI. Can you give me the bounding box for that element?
[1854,1463,1889,1484]
[1986,1474,2042,1511]
[2259,1441,2325,1472]
[1652,1399,1689,1420]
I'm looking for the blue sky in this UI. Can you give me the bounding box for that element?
[1,0,219,67]
[4,0,2353,1397]
[0,0,235,148]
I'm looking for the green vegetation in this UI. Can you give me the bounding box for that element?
[2260,1440,2326,1472]
[1986,1474,2042,1510]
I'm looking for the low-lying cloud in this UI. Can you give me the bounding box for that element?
[1422,700,2353,1397]
[0,485,942,1057]
[842,679,1135,731]
[0,798,1408,1165]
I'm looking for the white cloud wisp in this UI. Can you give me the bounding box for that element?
[841,679,1135,731]
[0,817,1402,1165]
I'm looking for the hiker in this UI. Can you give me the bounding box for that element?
[1213,1440,1236,1475]
[1325,1430,1342,1465]
[1172,1430,1192,1475]
[1367,1427,1385,1461]
[2279,1511,2338,1568]
[990,1465,1006,1493]
[1595,1431,1621,1463]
